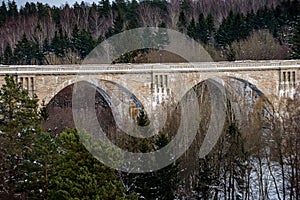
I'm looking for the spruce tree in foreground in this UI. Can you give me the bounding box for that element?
[0,75,40,198]
[0,75,136,199]
[292,22,300,58]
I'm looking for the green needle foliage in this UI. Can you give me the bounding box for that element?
[292,22,300,58]
[49,129,136,200]
[0,75,136,199]
[0,75,40,197]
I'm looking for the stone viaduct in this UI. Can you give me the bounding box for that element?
[0,60,299,113]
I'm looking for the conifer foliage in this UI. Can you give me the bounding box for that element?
[0,75,40,198]
[0,76,137,200]
[0,0,299,63]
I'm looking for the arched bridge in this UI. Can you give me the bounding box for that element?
[0,60,299,111]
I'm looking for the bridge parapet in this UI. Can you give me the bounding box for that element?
[1,60,300,75]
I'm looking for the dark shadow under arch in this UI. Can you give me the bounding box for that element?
[41,80,146,136]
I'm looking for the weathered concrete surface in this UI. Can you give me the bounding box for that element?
[0,60,299,110]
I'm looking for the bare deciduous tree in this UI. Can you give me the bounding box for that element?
[167,0,180,29]
[231,30,289,60]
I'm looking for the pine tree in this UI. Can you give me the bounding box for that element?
[49,129,137,199]
[7,0,18,17]
[292,22,300,58]
[51,29,68,57]
[226,45,236,61]
[196,13,209,44]
[126,0,138,29]
[36,2,49,19]
[0,75,40,136]
[206,14,215,43]
[51,6,61,25]
[13,34,40,65]
[177,11,187,33]
[215,12,235,47]
[113,11,125,34]
[0,75,40,197]
[196,157,215,199]
[180,0,190,13]
[121,133,178,200]
[137,109,150,126]
[0,1,7,26]
[3,45,13,64]
[18,132,60,199]
[71,26,95,59]
[77,29,95,59]
[99,0,111,17]
[154,134,179,200]
[187,18,196,39]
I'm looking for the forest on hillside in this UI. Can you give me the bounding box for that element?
[1,0,300,64]
[1,1,300,200]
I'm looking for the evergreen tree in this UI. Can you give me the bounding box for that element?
[245,10,256,35]
[0,75,40,196]
[71,26,95,59]
[254,7,269,30]
[122,133,178,200]
[177,11,187,33]
[42,38,51,64]
[99,0,111,17]
[196,13,209,44]
[232,13,247,41]
[195,157,215,199]
[292,22,300,58]
[106,11,124,38]
[20,2,37,16]
[7,0,18,17]
[226,45,236,61]
[0,1,7,26]
[51,6,61,25]
[49,129,137,199]
[206,14,215,43]
[215,12,235,47]
[154,134,179,200]
[126,0,138,29]
[180,0,190,13]
[113,11,125,34]
[18,131,60,199]
[13,34,30,64]
[51,29,68,57]
[36,2,49,19]
[137,109,150,126]
[14,34,40,64]
[3,45,13,64]
[187,17,196,39]
[0,75,40,146]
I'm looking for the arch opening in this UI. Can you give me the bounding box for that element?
[41,80,146,137]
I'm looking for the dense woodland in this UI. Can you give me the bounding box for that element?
[1,0,300,64]
[1,0,300,200]
[0,74,300,199]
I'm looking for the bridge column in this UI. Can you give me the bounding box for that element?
[16,75,35,98]
[279,69,297,99]
[152,73,170,105]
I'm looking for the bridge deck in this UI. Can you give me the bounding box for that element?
[1,60,300,75]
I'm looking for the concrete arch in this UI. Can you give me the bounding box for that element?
[223,76,275,110]
[221,73,279,103]
[42,77,78,105]
[183,75,275,116]
[44,79,145,109]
